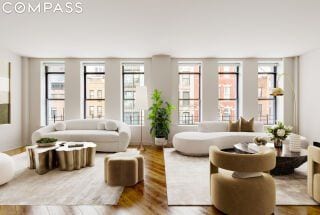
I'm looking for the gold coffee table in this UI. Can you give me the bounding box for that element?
[56,142,96,171]
[27,142,96,175]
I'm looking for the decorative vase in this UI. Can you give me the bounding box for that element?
[155,137,167,146]
[274,139,283,148]
[289,134,301,152]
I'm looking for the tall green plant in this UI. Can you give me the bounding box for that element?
[148,89,175,139]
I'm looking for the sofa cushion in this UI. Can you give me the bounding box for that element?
[229,120,240,132]
[97,122,106,130]
[43,130,119,142]
[240,117,254,132]
[106,120,118,131]
[54,122,66,131]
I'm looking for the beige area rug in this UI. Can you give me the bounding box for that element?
[0,151,128,205]
[164,148,318,206]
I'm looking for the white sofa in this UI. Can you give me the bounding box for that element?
[32,119,131,152]
[173,121,308,156]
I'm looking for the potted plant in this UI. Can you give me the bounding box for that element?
[267,122,292,148]
[148,89,175,146]
[36,138,58,147]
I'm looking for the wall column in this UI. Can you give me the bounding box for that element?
[65,59,82,120]
[105,59,122,120]
[202,59,218,121]
[241,59,258,119]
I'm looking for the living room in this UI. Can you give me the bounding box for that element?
[0,0,320,214]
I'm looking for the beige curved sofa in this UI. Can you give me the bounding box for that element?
[210,145,276,215]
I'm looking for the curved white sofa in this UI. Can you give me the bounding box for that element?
[0,153,15,185]
[32,119,131,152]
[173,121,308,156]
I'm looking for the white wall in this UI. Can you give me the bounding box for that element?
[0,48,22,152]
[25,56,295,145]
[299,49,320,143]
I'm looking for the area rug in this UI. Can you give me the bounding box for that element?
[164,148,318,206]
[0,151,129,205]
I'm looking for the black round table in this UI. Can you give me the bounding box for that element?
[233,143,308,175]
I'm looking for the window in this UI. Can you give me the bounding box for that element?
[178,63,201,125]
[182,76,190,87]
[89,106,94,118]
[50,108,57,119]
[258,87,263,97]
[223,107,231,118]
[97,90,102,99]
[45,63,65,125]
[258,104,263,115]
[89,90,94,99]
[181,112,192,125]
[51,83,64,90]
[224,86,231,98]
[97,106,102,117]
[84,63,105,119]
[218,64,239,121]
[122,63,144,125]
[258,63,278,125]
[182,91,190,106]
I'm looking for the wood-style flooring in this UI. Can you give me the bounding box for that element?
[1,146,320,215]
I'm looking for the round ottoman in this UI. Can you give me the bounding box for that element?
[0,153,15,185]
[104,154,144,186]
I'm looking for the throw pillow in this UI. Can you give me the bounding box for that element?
[240,117,254,132]
[229,120,240,132]
[54,122,66,131]
[106,120,118,131]
[97,122,106,130]
[232,171,263,179]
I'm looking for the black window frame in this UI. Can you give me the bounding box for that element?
[122,63,145,125]
[45,63,65,125]
[178,63,201,125]
[218,64,239,121]
[83,63,106,119]
[257,63,278,125]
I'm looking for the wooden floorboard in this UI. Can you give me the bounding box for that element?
[1,146,320,215]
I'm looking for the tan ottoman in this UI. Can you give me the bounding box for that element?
[105,155,144,186]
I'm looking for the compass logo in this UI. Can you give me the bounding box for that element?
[1,1,83,14]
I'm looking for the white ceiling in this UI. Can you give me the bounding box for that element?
[0,0,320,58]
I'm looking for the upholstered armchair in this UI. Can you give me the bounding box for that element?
[308,146,320,202]
[209,146,276,215]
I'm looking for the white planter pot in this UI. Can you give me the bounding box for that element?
[155,137,167,146]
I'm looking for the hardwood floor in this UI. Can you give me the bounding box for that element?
[1,146,320,215]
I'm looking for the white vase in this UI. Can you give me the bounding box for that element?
[155,137,167,146]
[289,134,301,152]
